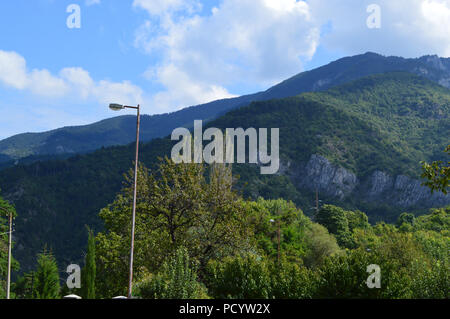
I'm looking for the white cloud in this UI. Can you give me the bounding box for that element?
[132,0,201,17]
[134,0,450,113]
[29,69,69,98]
[0,50,143,105]
[0,50,68,97]
[135,0,320,111]
[151,63,236,112]
[0,51,32,90]
[309,0,450,58]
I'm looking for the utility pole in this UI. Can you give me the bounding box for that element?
[270,218,281,264]
[6,212,12,299]
[315,188,319,217]
[277,220,281,264]
[30,272,35,298]
[1,206,13,300]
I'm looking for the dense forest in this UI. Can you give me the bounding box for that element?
[0,72,449,274]
[2,157,448,299]
[0,71,449,299]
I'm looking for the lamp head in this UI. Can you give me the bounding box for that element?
[109,103,125,111]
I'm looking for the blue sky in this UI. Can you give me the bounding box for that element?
[0,0,449,139]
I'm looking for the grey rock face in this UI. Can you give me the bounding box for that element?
[423,55,447,71]
[363,170,448,207]
[293,154,358,200]
[289,155,450,209]
[438,78,450,88]
[414,55,450,88]
[367,170,394,198]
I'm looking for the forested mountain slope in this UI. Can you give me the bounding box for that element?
[1,52,449,164]
[1,72,449,272]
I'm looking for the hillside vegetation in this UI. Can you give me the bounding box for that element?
[1,52,449,164]
[0,72,448,272]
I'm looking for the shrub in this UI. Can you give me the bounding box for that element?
[206,254,271,299]
[134,247,208,299]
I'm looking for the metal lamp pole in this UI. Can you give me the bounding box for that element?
[109,104,140,299]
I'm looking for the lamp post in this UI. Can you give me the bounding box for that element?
[109,103,140,299]
[0,207,13,300]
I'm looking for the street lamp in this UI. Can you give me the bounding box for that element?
[109,103,140,299]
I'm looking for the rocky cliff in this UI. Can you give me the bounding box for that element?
[288,154,449,209]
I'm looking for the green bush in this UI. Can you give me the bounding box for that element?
[134,247,208,299]
[269,259,317,299]
[206,254,271,299]
[33,251,60,299]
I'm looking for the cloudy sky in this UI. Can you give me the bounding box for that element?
[0,0,449,139]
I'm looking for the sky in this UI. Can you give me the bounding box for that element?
[0,0,449,139]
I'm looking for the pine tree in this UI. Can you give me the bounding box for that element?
[33,250,60,299]
[82,227,96,299]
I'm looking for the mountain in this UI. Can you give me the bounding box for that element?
[1,71,449,272]
[1,52,450,164]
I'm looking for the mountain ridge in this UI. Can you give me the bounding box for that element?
[1,52,450,165]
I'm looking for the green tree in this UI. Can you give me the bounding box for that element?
[397,212,415,232]
[134,246,208,299]
[245,197,309,263]
[12,271,35,299]
[206,254,271,299]
[33,251,60,299]
[315,205,352,247]
[269,258,317,299]
[96,158,253,297]
[421,145,450,194]
[81,227,96,299]
[302,223,340,268]
[314,248,412,299]
[316,205,370,248]
[414,206,450,234]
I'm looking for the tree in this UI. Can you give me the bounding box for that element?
[33,251,60,299]
[315,205,352,247]
[269,258,317,299]
[316,205,370,248]
[244,197,309,263]
[302,223,340,268]
[414,206,450,234]
[397,212,415,231]
[421,145,450,194]
[134,246,208,299]
[12,271,35,299]
[206,254,271,299]
[81,227,96,299]
[95,158,253,297]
